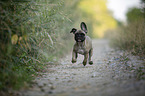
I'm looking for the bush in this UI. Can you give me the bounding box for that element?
[110,20,145,55]
[0,0,81,91]
[109,7,145,56]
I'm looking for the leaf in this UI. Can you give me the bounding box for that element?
[11,34,18,44]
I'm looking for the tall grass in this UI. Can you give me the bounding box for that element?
[108,6,145,56]
[0,0,81,91]
[110,20,145,55]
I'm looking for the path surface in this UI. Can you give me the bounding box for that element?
[21,39,145,96]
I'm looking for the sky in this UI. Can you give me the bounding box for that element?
[107,0,141,22]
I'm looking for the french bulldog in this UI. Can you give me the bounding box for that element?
[70,22,93,66]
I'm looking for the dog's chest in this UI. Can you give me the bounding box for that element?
[77,46,85,55]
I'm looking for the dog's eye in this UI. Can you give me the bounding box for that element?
[75,33,79,36]
[75,33,85,36]
[80,33,85,36]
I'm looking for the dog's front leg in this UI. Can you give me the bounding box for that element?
[89,48,93,65]
[72,50,77,63]
[83,53,88,66]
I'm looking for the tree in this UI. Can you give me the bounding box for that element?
[126,7,144,23]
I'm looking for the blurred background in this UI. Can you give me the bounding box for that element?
[0,0,144,92]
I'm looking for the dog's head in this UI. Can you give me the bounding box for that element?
[70,22,88,42]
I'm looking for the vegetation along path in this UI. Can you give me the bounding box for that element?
[21,39,145,96]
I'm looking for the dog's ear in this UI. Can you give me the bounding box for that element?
[70,28,77,34]
[80,22,87,33]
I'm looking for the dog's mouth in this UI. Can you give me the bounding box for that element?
[77,39,82,42]
[75,37,85,42]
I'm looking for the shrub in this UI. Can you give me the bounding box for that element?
[0,0,80,90]
[109,6,145,56]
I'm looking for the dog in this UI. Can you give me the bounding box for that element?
[70,22,93,66]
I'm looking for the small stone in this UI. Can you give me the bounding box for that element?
[68,80,72,82]
[73,73,77,75]
[48,91,53,94]
[91,72,96,78]
[56,77,59,79]
[74,87,79,91]
[38,82,44,88]
[50,86,55,90]
[91,75,95,78]
[44,83,47,86]
[41,88,45,92]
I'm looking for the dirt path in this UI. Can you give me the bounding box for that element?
[21,39,145,96]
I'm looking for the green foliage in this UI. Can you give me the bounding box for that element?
[78,0,117,38]
[141,0,145,16]
[136,66,145,80]
[0,0,118,91]
[109,7,145,56]
[126,7,144,23]
[0,0,81,91]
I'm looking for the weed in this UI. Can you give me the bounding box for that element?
[136,66,145,80]
[0,0,81,91]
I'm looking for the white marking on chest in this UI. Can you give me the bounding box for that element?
[77,49,85,54]
[76,41,86,55]
[77,45,85,55]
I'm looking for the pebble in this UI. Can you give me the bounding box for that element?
[48,91,53,94]
[38,82,44,88]
[50,86,55,90]
[41,88,45,92]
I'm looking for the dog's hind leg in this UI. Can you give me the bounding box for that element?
[89,48,93,65]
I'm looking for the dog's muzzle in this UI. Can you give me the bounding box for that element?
[75,33,85,42]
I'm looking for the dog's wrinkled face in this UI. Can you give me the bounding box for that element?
[70,22,88,42]
[75,30,86,42]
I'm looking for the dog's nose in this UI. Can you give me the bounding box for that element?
[78,37,81,39]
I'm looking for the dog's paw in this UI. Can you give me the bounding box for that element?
[89,61,93,65]
[72,60,76,63]
[83,61,87,66]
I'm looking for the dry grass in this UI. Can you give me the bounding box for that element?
[0,0,80,90]
[109,19,145,56]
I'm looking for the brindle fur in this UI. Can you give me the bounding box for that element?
[70,22,93,66]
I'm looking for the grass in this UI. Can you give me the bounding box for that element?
[109,19,145,56]
[106,6,145,80]
[136,66,145,80]
[107,6,145,56]
[0,0,82,91]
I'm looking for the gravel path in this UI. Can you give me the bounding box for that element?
[21,39,145,96]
